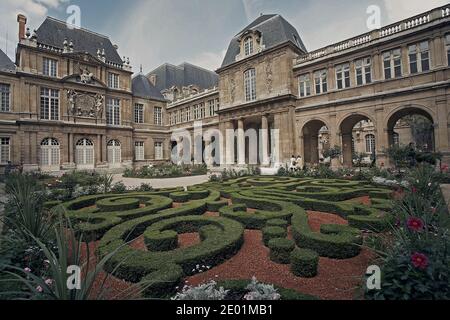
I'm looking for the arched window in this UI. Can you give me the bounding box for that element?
[41,138,60,171]
[76,138,94,168]
[365,134,376,153]
[393,132,400,146]
[244,36,254,56]
[107,140,122,165]
[244,69,256,102]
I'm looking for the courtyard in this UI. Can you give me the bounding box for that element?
[0,162,449,301]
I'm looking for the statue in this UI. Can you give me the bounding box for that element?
[80,68,94,84]
[95,94,104,117]
[67,89,78,115]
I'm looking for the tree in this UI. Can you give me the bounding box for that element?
[386,145,410,173]
[323,145,342,161]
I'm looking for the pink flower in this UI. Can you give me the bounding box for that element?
[441,165,449,172]
[24,267,31,273]
[407,217,424,232]
[411,252,429,270]
[412,187,418,194]
[45,279,53,286]
[36,286,43,293]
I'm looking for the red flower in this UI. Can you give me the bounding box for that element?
[411,252,429,270]
[407,217,424,232]
[412,187,418,194]
[441,165,449,172]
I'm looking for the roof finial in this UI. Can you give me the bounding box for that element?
[140,64,143,73]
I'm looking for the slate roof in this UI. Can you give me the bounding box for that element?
[132,73,166,101]
[0,49,16,73]
[147,62,219,92]
[221,14,307,68]
[35,17,123,65]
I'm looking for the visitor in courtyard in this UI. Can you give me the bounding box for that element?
[290,155,297,172]
[296,156,304,171]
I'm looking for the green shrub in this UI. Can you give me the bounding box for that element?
[262,227,286,246]
[268,238,295,264]
[266,219,289,229]
[290,248,319,278]
[170,192,190,203]
[144,230,178,251]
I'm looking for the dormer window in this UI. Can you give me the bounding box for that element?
[244,36,254,56]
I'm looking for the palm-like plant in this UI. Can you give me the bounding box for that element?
[1,214,146,300]
[99,173,114,194]
[3,173,53,243]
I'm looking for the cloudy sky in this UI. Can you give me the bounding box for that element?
[0,0,448,73]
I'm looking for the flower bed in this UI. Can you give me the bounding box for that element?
[124,164,208,179]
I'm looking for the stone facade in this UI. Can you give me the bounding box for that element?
[0,5,449,173]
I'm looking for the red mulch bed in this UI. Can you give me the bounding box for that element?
[80,197,376,300]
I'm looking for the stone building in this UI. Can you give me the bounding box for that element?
[0,4,449,172]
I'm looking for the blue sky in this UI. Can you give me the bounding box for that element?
[0,0,448,73]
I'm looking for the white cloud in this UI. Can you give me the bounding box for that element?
[0,0,68,59]
[383,0,449,21]
[190,50,226,72]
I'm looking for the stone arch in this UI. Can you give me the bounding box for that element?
[339,113,376,167]
[302,119,330,165]
[385,105,436,152]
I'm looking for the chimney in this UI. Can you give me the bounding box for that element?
[17,14,27,41]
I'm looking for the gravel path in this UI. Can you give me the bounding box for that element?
[112,174,209,189]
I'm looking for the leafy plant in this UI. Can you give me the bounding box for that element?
[244,277,281,301]
[98,173,114,194]
[172,281,229,300]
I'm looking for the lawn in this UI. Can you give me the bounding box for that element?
[58,176,394,300]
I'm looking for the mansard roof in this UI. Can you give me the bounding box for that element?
[221,14,307,68]
[147,62,219,92]
[132,73,166,101]
[35,17,123,65]
[0,49,16,73]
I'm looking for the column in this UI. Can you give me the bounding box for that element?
[68,133,74,164]
[237,119,245,166]
[342,133,353,167]
[102,135,107,164]
[261,115,270,165]
[96,134,102,165]
[225,121,235,166]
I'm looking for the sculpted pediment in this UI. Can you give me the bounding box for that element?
[62,70,107,88]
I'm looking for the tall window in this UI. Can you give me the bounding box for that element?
[244,37,254,56]
[40,88,59,120]
[409,41,430,74]
[108,73,119,89]
[365,134,376,154]
[106,98,120,126]
[134,104,144,123]
[40,138,60,170]
[193,105,200,120]
[154,142,163,160]
[355,57,372,86]
[336,63,350,89]
[76,139,94,167]
[298,74,311,97]
[186,107,191,122]
[154,106,162,125]
[446,34,450,65]
[43,58,57,77]
[244,69,256,102]
[393,133,400,146]
[383,49,402,79]
[107,140,121,165]
[199,103,206,119]
[314,69,327,94]
[135,141,145,161]
[0,84,10,112]
[208,100,215,116]
[0,137,10,164]
[215,99,220,112]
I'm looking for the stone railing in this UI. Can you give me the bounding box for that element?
[295,4,450,66]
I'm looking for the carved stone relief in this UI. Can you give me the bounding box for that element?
[67,89,104,118]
